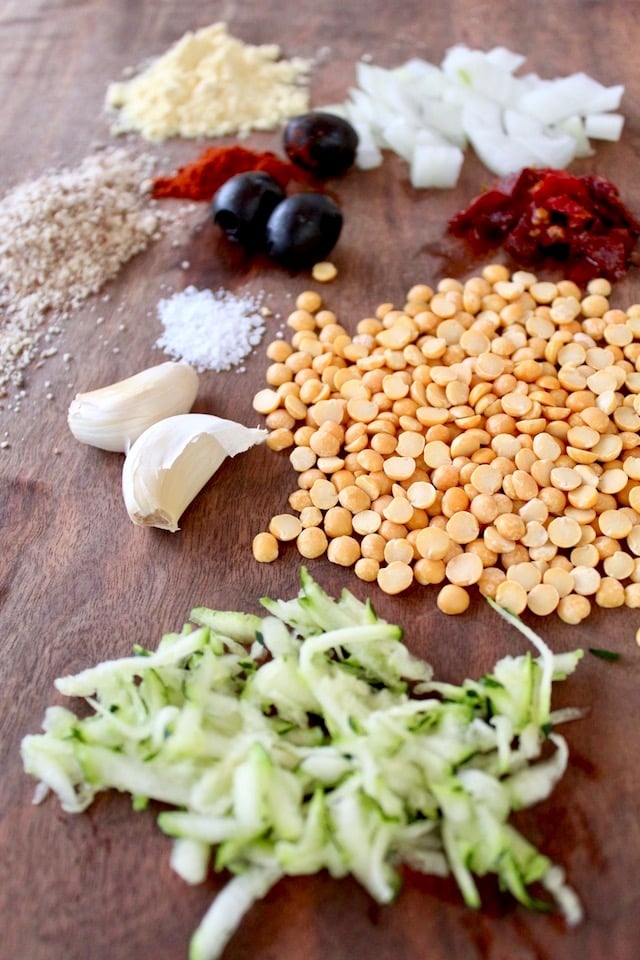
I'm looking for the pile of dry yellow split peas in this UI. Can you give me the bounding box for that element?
[252,263,640,620]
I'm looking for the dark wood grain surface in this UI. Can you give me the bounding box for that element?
[1,2,639,959]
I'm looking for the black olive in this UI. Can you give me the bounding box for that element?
[265,193,343,269]
[283,112,359,178]
[211,171,285,249]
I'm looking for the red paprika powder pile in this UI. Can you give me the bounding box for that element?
[152,145,311,201]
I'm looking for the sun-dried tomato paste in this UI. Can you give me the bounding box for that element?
[448,167,640,285]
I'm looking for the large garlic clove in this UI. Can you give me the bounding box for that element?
[68,360,200,453]
[122,413,267,531]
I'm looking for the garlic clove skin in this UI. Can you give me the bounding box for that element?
[68,360,200,453]
[122,413,267,531]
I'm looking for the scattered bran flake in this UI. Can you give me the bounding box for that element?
[0,148,168,392]
[155,285,267,372]
[105,21,310,142]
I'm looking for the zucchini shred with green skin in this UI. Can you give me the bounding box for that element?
[22,568,584,960]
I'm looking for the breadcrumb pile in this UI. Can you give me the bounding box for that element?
[105,22,311,141]
[0,149,164,391]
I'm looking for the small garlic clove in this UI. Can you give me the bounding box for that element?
[122,413,267,531]
[68,360,200,453]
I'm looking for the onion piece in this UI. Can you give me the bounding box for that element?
[465,130,539,179]
[517,73,624,125]
[321,44,626,189]
[584,112,625,141]
[382,118,426,163]
[553,115,595,158]
[410,143,464,189]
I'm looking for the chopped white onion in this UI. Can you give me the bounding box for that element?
[503,108,543,139]
[584,112,625,141]
[410,143,464,189]
[553,115,595,158]
[382,118,426,162]
[321,44,626,188]
[466,129,538,179]
[485,46,527,73]
[353,124,383,170]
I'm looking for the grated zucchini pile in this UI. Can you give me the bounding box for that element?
[22,568,584,960]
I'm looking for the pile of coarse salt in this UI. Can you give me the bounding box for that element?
[155,285,267,372]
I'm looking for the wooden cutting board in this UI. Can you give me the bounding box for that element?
[1,2,639,959]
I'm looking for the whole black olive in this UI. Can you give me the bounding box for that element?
[211,171,285,248]
[265,192,343,269]
[283,112,359,178]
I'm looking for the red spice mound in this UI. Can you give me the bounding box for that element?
[448,167,640,285]
[152,145,311,201]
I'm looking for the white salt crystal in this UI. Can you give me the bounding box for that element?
[155,284,266,372]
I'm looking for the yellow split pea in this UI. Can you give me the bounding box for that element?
[252,271,640,622]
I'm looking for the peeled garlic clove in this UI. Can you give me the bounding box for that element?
[68,361,199,453]
[122,413,267,532]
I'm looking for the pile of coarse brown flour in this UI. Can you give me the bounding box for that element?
[0,148,166,394]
